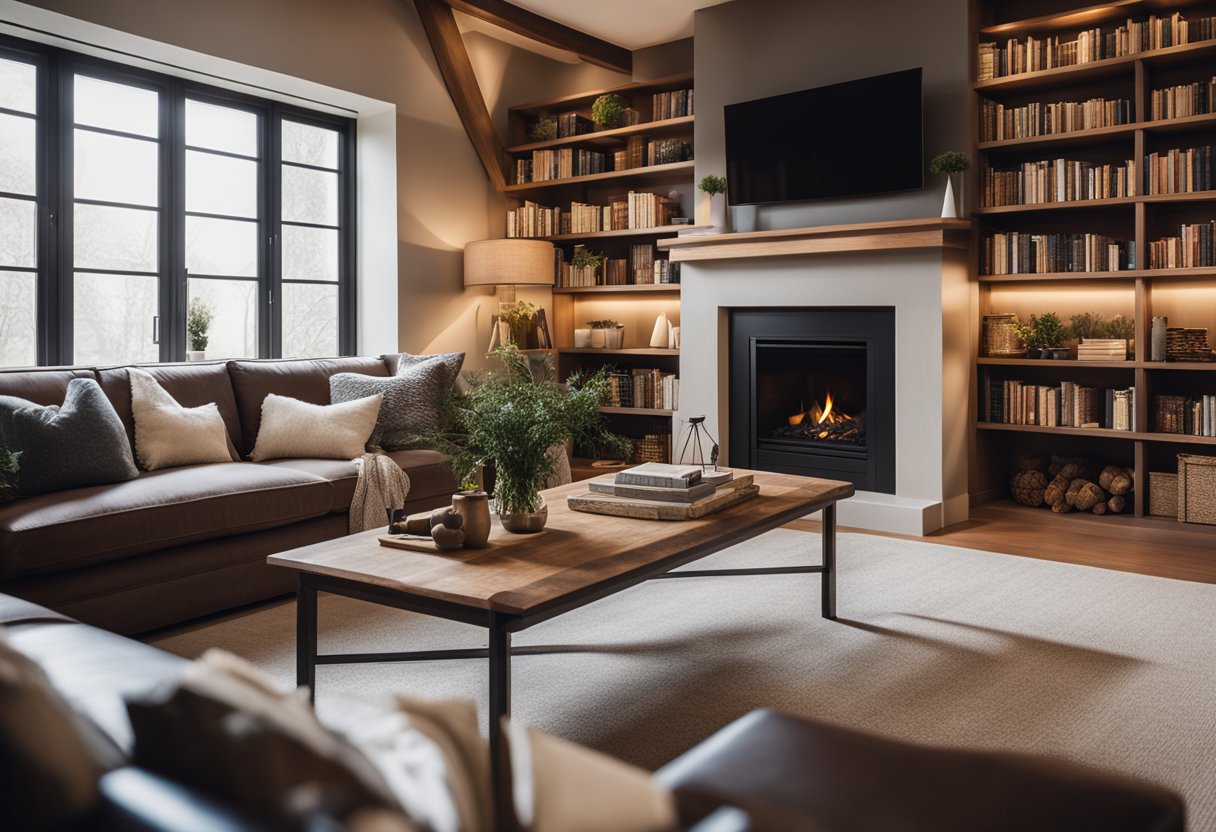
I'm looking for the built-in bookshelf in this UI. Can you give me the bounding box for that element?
[970,0,1216,526]
[505,73,695,463]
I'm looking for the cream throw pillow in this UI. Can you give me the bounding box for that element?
[506,718,678,832]
[250,393,383,461]
[129,368,236,470]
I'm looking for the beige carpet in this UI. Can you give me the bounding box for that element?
[150,529,1216,831]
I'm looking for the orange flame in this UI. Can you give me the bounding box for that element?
[817,392,834,424]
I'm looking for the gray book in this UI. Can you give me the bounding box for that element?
[615,462,703,489]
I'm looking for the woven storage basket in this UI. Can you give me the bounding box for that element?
[1148,472,1178,518]
[983,313,1024,357]
[1177,454,1216,525]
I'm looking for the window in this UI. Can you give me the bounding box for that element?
[0,35,355,367]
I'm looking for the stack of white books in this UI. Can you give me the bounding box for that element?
[588,463,734,503]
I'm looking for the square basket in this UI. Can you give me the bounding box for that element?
[1177,454,1216,525]
[1148,472,1178,518]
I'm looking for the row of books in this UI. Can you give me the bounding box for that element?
[1144,145,1216,195]
[1148,221,1216,268]
[552,244,677,287]
[652,88,693,120]
[1155,394,1216,436]
[505,192,678,238]
[515,148,612,183]
[983,379,1137,431]
[981,232,1136,275]
[607,369,679,410]
[1076,338,1130,360]
[557,113,594,138]
[979,97,1132,142]
[644,138,691,166]
[1150,77,1216,120]
[977,12,1216,80]
[981,158,1136,207]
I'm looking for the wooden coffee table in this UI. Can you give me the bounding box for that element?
[269,469,851,819]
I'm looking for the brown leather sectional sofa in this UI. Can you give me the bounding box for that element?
[0,356,458,636]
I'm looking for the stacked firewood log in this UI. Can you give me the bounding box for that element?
[1009,454,1133,515]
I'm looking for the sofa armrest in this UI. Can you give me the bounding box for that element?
[687,806,752,832]
[98,768,275,832]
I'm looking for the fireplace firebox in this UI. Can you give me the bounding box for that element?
[729,308,895,493]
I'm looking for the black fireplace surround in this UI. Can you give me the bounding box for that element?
[729,308,896,493]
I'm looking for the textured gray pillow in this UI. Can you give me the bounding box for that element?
[329,352,464,451]
[0,378,139,495]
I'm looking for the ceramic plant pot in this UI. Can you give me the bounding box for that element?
[574,329,592,348]
[604,326,624,349]
[452,491,491,549]
[187,350,206,361]
[590,328,607,349]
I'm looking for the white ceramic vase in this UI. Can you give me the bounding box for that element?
[941,176,958,219]
[186,350,205,362]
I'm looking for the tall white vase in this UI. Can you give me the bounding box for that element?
[710,194,730,232]
[940,175,958,219]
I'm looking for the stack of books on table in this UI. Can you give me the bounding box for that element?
[590,463,734,503]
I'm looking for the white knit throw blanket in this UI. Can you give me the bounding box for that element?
[349,453,411,533]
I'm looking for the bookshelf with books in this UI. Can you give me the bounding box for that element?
[505,74,695,464]
[971,0,1216,528]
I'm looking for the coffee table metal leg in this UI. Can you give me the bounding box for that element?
[488,612,513,830]
[297,579,318,703]
[822,503,837,620]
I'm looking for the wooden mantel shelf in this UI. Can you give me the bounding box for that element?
[657,218,972,263]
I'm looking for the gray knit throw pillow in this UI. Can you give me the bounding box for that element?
[0,378,139,496]
[329,352,464,451]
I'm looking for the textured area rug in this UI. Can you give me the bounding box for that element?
[150,530,1216,830]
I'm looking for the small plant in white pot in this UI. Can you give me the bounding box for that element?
[699,174,728,232]
[589,319,624,349]
[929,151,971,218]
[570,247,604,288]
[186,298,213,361]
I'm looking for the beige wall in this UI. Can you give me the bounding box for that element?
[17,0,645,369]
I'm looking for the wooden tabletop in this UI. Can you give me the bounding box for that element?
[268,470,853,616]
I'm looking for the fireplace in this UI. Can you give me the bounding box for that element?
[729,308,895,493]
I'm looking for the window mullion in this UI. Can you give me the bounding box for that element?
[164,82,185,363]
[266,110,281,359]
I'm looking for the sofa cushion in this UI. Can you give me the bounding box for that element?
[228,357,390,456]
[262,458,360,511]
[129,368,239,470]
[250,393,383,462]
[0,378,140,496]
[0,366,97,406]
[330,351,464,451]
[98,362,244,453]
[0,463,335,578]
[655,709,1186,832]
[0,627,126,829]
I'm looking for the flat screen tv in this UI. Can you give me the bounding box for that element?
[724,68,923,206]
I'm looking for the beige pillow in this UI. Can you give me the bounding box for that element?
[0,629,124,829]
[505,718,678,832]
[250,393,383,461]
[129,368,236,470]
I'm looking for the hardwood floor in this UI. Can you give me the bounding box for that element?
[786,499,1216,585]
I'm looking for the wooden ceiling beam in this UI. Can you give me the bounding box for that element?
[444,0,633,74]
[415,0,508,192]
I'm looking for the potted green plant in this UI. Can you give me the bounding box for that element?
[570,247,604,287]
[1012,314,1043,358]
[591,93,627,129]
[929,151,971,218]
[528,113,557,142]
[587,319,624,350]
[1105,314,1135,358]
[1036,312,1069,359]
[502,300,537,348]
[425,346,630,533]
[186,297,213,361]
[0,442,19,503]
[699,174,729,232]
[1068,311,1107,342]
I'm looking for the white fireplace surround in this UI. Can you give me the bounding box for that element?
[667,224,974,535]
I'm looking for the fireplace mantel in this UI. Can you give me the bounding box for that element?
[659,217,971,263]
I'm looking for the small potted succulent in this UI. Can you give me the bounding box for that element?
[929,151,972,218]
[588,319,625,350]
[528,113,557,143]
[186,297,213,361]
[591,93,627,130]
[1037,312,1069,359]
[699,174,728,232]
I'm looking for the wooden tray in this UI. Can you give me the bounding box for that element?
[566,477,759,520]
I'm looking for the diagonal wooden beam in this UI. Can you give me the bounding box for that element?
[415,0,508,191]
[444,0,632,74]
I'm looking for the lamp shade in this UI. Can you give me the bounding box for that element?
[464,239,555,287]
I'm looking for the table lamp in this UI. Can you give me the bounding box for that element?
[464,239,555,314]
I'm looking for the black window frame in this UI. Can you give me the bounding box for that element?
[0,33,357,366]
